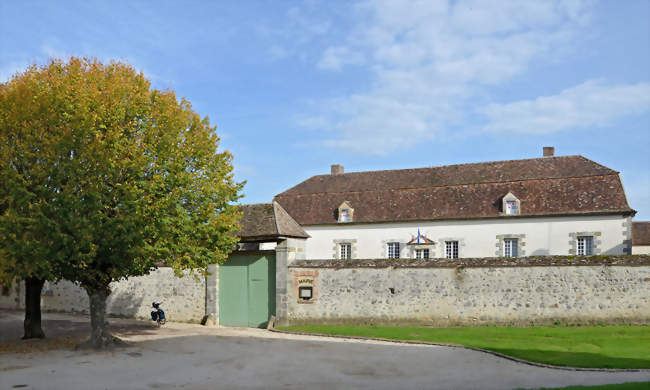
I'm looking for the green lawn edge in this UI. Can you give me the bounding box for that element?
[277,325,650,369]
[521,382,650,390]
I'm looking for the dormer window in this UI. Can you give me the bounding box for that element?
[502,192,520,216]
[337,201,354,223]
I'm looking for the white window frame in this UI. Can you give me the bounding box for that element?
[445,241,459,259]
[387,242,400,259]
[415,248,429,259]
[577,236,594,255]
[340,243,352,259]
[504,238,518,258]
[568,232,600,255]
[333,239,356,259]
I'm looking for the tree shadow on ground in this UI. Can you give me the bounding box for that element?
[0,310,163,353]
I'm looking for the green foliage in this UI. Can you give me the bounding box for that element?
[0,57,243,291]
[278,325,650,369]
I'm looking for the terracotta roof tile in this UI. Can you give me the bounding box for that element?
[632,222,650,245]
[279,155,616,195]
[274,156,633,225]
[273,202,310,239]
[237,202,309,241]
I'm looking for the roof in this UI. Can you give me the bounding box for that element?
[632,222,650,245]
[274,155,634,225]
[237,202,309,241]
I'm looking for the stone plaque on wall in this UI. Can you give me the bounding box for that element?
[293,270,318,304]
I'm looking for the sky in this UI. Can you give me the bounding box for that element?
[1,0,649,219]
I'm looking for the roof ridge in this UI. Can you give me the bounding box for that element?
[271,202,282,236]
[275,155,619,197]
[272,201,310,238]
[574,155,620,174]
[307,155,588,178]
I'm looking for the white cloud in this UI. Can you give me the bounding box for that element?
[300,0,603,154]
[294,114,331,129]
[480,80,650,134]
[317,46,365,71]
[287,6,331,37]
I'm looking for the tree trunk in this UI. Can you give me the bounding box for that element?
[82,285,120,349]
[22,277,45,339]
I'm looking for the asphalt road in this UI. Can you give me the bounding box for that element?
[0,311,648,390]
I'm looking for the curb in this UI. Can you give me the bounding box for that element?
[269,328,650,373]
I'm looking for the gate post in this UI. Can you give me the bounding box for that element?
[203,263,219,326]
[275,238,306,326]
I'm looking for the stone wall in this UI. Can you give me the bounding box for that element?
[284,256,650,326]
[276,238,307,323]
[0,267,207,323]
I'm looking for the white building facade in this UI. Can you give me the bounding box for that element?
[274,149,635,261]
[303,215,630,260]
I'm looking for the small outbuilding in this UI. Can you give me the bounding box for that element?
[632,222,650,254]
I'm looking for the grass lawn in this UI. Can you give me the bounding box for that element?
[524,382,650,390]
[277,324,650,369]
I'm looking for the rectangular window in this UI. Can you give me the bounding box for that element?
[340,243,351,259]
[415,248,429,259]
[387,242,400,259]
[445,241,459,259]
[577,236,593,255]
[504,238,518,258]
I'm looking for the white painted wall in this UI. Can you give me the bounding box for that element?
[303,215,628,259]
[633,245,650,255]
[259,242,277,250]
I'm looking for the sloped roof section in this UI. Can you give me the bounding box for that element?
[237,202,309,241]
[273,202,310,239]
[632,222,650,245]
[274,156,634,225]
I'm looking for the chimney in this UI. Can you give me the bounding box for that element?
[331,164,344,175]
[543,146,555,157]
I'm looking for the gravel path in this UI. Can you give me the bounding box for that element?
[1,310,648,390]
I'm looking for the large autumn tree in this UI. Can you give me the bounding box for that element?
[0,58,243,348]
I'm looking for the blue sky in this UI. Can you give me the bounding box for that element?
[2,1,649,219]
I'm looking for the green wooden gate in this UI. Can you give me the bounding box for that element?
[219,252,276,328]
